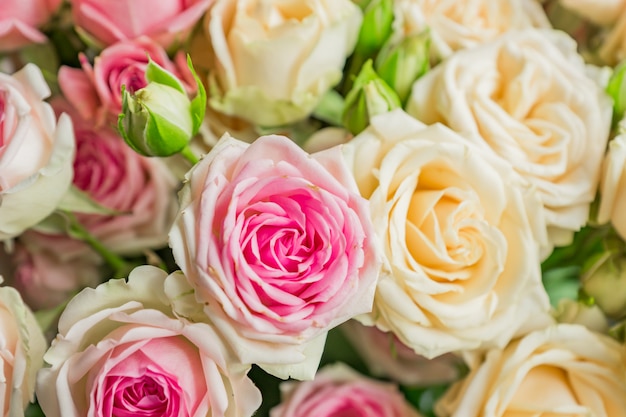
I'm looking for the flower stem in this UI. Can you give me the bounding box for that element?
[64,212,129,275]
[180,145,200,165]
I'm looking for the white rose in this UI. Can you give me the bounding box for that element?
[436,324,626,416]
[343,109,552,359]
[0,282,46,416]
[407,29,613,252]
[391,0,549,60]
[0,64,75,240]
[205,0,362,127]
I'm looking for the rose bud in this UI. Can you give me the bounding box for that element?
[118,56,206,157]
[375,30,430,104]
[607,59,626,121]
[354,0,394,57]
[342,60,401,135]
[581,250,626,319]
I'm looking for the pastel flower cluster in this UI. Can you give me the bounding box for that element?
[0,0,625,416]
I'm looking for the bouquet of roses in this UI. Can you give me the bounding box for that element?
[0,0,625,416]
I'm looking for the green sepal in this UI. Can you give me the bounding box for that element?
[144,107,189,156]
[187,54,207,136]
[145,57,186,94]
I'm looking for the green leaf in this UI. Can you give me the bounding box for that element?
[56,185,125,216]
[312,89,345,126]
[542,265,582,307]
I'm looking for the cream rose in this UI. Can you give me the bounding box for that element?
[342,109,552,359]
[391,0,549,60]
[407,29,613,252]
[598,132,626,240]
[0,282,46,416]
[436,324,626,416]
[204,0,362,127]
[0,64,75,240]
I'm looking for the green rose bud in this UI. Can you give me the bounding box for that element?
[606,60,626,123]
[375,30,430,104]
[118,55,206,157]
[342,0,393,93]
[581,250,626,319]
[342,60,401,135]
[354,0,394,57]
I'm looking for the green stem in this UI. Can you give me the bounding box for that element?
[64,212,128,274]
[180,145,200,165]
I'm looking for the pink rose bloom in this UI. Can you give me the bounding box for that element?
[0,64,75,240]
[341,320,463,387]
[0,0,62,51]
[37,266,262,417]
[0,230,103,311]
[169,134,381,379]
[270,364,422,417]
[58,36,193,126]
[70,0,212,48]
[70,119,178,255]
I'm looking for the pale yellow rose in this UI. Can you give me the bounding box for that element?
[408,29,613,252]
[436,324,626,416]
[204,0,362,127]
[343,109,552,359]
[598,132,626,240]
[0,282,46,416]
[391,0,549,60]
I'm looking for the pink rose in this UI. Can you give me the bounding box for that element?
[0,230,103,310]
[0,0,62,51]
[0,64,75,240]
[37,266,262,417]
[169,134,381,378]
[341,320,463,387]
[69,118,178,255]
[270,364,422,417]
[58,37,193,126]
[69,0,212,48]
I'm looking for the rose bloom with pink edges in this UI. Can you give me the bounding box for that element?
[169,133,381,378]
[69,0,213,48]
[36,265,262,417]
[270,363,422,417]
[0,0,62,51]
[58,36,193,126]
[71,123,178,255]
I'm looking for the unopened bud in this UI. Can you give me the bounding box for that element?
[342,60,401,135]
[118,56,206,157]
[581,250,626,319]
[375,30,430,104]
